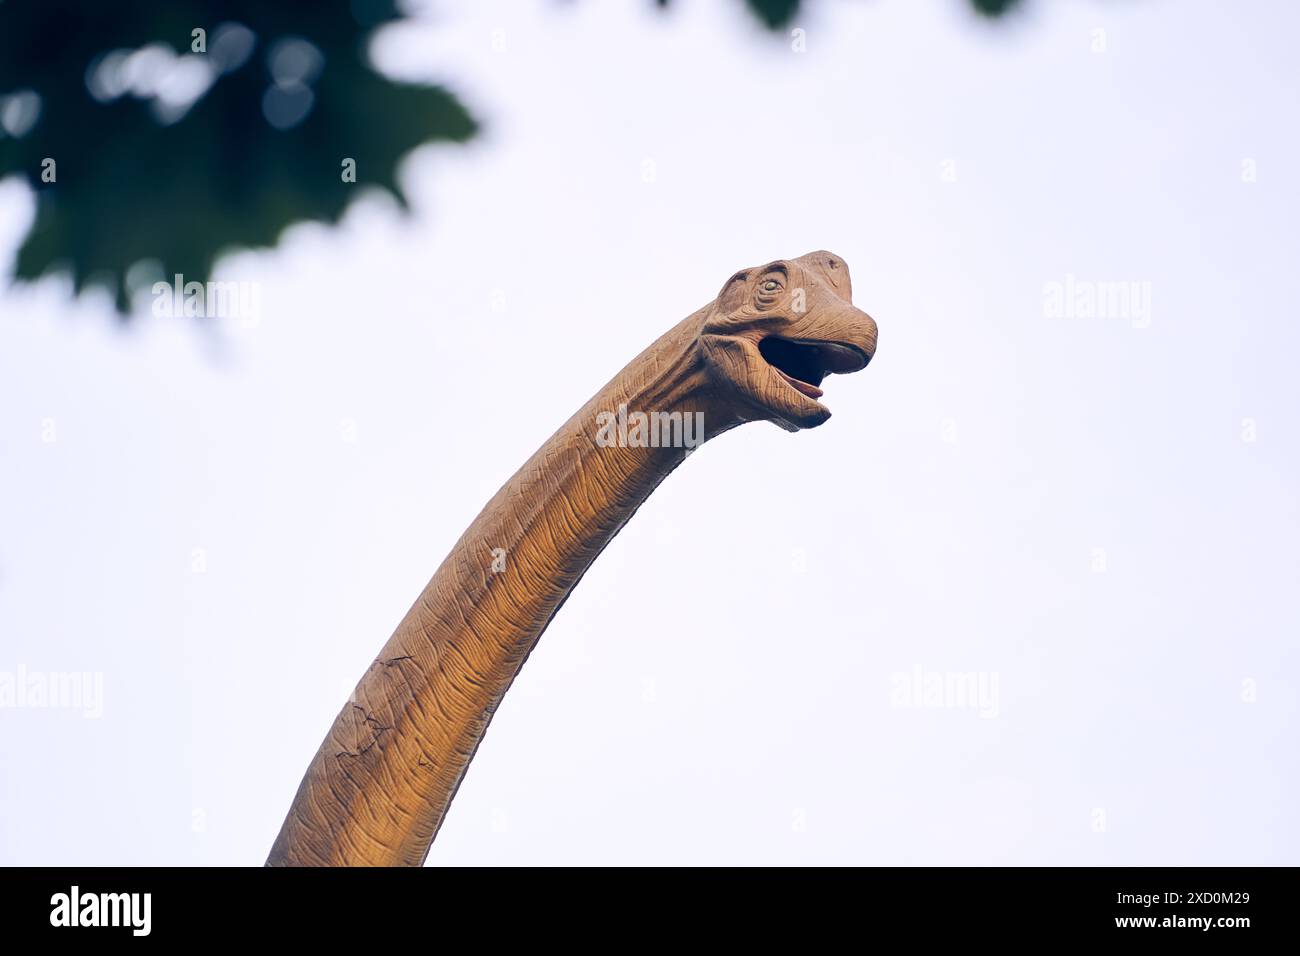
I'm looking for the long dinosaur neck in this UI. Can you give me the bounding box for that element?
[268,309,739,866]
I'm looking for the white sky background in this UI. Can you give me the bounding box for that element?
[1,0,1297,865]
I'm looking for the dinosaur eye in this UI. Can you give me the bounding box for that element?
[760,279,781,293]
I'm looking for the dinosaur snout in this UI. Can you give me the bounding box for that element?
[812,303,877,369]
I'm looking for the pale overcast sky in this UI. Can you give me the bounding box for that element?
[1,0,1297,864]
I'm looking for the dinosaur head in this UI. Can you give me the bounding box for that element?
[700,250,878,430]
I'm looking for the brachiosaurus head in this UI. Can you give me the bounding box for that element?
[700,250,878,431]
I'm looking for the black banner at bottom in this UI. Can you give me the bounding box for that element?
[0,866,1291,943]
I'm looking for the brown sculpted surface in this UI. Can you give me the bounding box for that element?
[267,252,878,865]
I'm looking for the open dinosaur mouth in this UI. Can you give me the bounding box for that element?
[758,336,871,400]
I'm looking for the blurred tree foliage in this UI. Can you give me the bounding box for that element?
[0,0,1019,315]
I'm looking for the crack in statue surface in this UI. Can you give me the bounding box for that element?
[268,251,879,866]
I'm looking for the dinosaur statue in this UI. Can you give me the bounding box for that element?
[268,251,878,865]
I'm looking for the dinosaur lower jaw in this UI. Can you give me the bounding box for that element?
[773,367,823,399]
